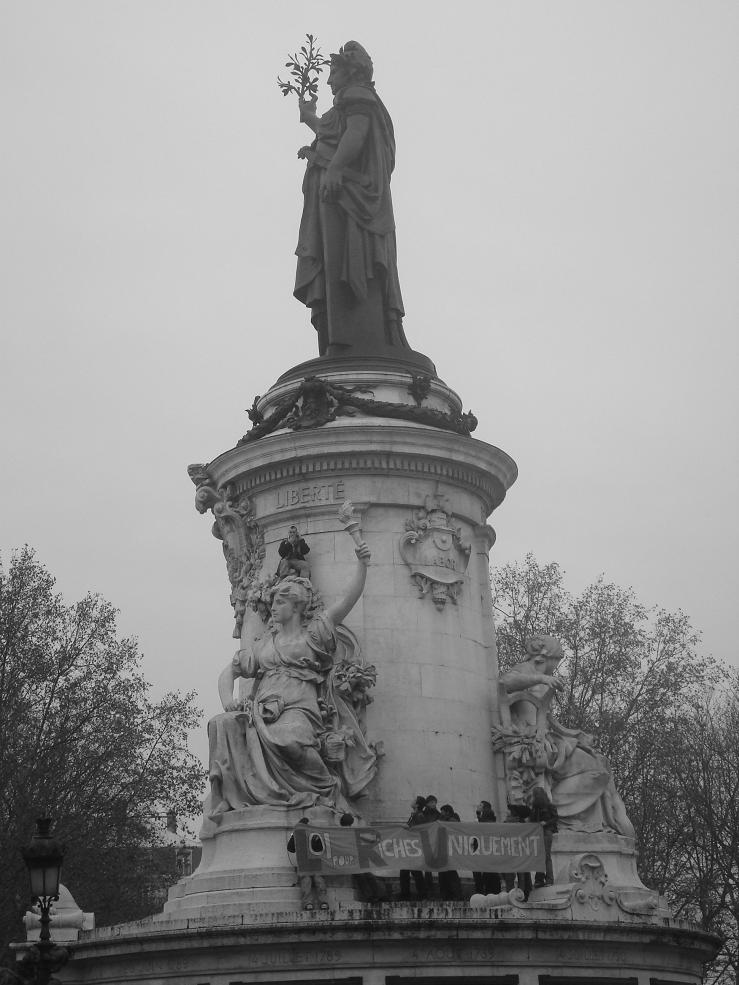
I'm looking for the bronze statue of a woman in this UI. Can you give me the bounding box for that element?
[294,41,409,358]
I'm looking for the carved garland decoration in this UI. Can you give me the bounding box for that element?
[237,375,478,445]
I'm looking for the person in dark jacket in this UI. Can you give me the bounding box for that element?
[438,804,463,900]
[421,794,441,896]
[473,800,501,895]
[503,803,532,901]
[277,525,311,578]
[340,813,385,904]
[287,817,328,910]
[398,796,429,900]
[529,787,559,887]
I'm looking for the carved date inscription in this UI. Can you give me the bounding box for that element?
[276,480,345,511]
[229,947,342,973]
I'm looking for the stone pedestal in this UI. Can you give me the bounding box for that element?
[54,363,720,981]
[201,364,516,824]
[156,805,355,921]
[54,906,718,984]
[157,364,517,925]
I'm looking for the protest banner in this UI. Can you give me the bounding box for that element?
[292,821,544,874]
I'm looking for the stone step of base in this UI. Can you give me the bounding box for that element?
[154,899,302,921]
[161,885,357,916]
[167,867,297,900]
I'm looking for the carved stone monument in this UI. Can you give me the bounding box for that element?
[56,37,718,985]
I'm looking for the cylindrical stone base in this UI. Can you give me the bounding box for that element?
[204,401,517,823]
[52,911,719,985]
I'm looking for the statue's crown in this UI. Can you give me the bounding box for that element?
[331,41,373,82]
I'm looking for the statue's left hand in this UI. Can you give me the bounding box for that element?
[320,165,343,202]
[355,540,371,566]
[299,94,318,123]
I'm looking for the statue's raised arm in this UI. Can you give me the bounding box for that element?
[499,635,565,698]
[326,502,370,625]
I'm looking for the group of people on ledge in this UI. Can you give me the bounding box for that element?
[287,787,557,910]
[289,789,558,910]
[399,790,559,904]
[399,794,465,901]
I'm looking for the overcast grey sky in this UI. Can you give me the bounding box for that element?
[2,1,737,765]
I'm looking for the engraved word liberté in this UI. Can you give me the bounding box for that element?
[275,480,345,510]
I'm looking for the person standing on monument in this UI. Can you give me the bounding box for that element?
[287,817,329,910]
[420,794,441,897]
[438,804,464,901]
[398,796,429,901]
[277,525,311,579]
[529,787,558,888]
[472,800,501,896]
[339,812,385,904]
[503,803,532,901]
[294,41,407,357]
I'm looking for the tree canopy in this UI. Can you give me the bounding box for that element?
[0,547,205,954]
[493,554,738,985]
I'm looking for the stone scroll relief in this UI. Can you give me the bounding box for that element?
[400,492,471,609]
[498,850,663,919]
[187,465,265,640]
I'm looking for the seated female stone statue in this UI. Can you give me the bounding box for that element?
[206,537,371,818]
[498,635,635,838]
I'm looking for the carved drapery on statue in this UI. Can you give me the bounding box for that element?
[187,465,265,639]
[400,492,471,609]
[204,585,378,825]
[207,608,343,816]
[200,505,379,826]
[294,41,407,356]
[493,635,635,838]
[318,624,381,798]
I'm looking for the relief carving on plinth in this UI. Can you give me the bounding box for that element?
[400,492,471,609]
[187,464,265,639]
[569,853,617,911]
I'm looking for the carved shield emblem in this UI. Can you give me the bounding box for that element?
[432,529,453,552]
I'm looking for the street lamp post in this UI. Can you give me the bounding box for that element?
[18,818,71,985]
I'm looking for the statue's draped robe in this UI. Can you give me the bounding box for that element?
[294,83,406,351]
[205,613,376,818]
[503,678,635,838]
[545,718,635,837]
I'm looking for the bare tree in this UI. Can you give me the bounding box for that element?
[0,547,205,954]
[493,554,735,983]
[666,681,739,984]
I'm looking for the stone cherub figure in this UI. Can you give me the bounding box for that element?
[294,41,408,357]
[495,635,635,838]
[205,523,372,818]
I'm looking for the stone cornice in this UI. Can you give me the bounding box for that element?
[204,425,518,514]
[67,912,721,960]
